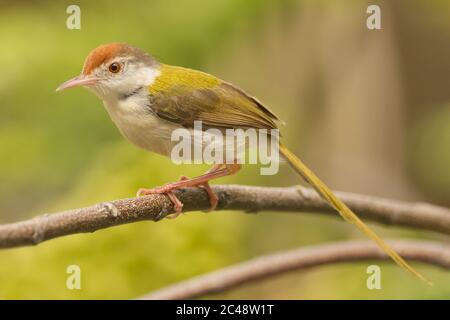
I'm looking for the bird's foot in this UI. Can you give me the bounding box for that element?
[136,175,219,219]
[179,175,218,212]
[137,186,184,219]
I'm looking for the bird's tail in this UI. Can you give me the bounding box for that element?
[279,143,430,284]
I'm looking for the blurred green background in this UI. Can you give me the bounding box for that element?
[0,0,449,299]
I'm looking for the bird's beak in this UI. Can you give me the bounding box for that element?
[56,75,102,92]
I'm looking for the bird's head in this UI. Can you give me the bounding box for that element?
[56,43,159,99]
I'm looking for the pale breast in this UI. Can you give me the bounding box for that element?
[102,94,181,157]
[100,92,249,163]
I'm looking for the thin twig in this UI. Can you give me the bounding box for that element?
[140,240,450,300]
[0,185,449,249]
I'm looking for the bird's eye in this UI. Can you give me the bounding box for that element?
[108,62,121,73]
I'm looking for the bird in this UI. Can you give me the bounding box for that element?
[57,42,429,284]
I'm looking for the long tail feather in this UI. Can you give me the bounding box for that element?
[279,143,431,284]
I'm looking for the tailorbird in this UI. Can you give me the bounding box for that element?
[57,42,428,283]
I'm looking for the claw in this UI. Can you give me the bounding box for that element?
[136,187,184,218]
[198,181,218,211]
[165,191,183,218]
[135,164,240,219]
[177,175,218,212]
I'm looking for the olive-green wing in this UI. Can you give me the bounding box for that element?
[147,64,279,130]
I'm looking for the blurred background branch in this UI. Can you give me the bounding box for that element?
[0,185,449,249]
[141,240,450,300]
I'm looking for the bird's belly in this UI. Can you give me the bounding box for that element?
[101,98,250,163]
[103,99,180,157]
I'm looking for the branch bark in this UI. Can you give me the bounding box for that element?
[0,185,449,249]
[140,240,450,300]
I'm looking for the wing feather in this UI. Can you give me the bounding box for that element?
[148,64,280,131]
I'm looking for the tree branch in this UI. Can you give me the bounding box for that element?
[0,185,449,249]
[140,240,450,300]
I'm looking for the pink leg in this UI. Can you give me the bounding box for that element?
[179,174,218,212]
[165,191,183,218]
[137,164,241,217]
